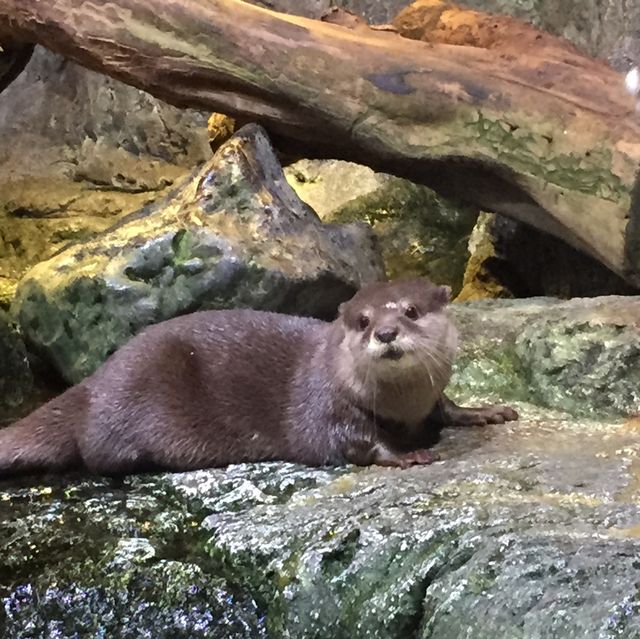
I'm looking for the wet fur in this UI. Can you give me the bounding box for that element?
[0,279,518,477]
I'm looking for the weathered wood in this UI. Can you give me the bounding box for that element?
[1,0,640,284]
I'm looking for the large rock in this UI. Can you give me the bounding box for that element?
[5,424,640,638]
[286,160,477,294]
[12,124,384,384]
[449,296,640,417]
[0,46,210,307]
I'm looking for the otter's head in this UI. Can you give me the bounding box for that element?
[335,278,458,386]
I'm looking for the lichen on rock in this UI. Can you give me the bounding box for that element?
[449,296,640,418]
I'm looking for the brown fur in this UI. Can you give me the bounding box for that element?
[0,278,518,477]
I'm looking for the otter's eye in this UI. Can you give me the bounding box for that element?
[405,305,419,320]
[358,315,370,331]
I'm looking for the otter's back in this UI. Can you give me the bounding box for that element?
[82,309,330,469]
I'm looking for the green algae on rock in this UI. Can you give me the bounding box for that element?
[449,296,640,418]
[200,414,640,638]
[12,124,384,384]
[0,474,272,639]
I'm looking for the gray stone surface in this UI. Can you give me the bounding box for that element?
[0,46,210,306]
[457,0,640,61]
[11,125,384,384]
[3,406,640,638]
[449,296,640,417]
[0,46,209,187]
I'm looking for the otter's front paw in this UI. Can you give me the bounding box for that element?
[454,404,519,427]
[397,448,440,469]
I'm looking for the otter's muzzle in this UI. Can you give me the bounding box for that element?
[374,326,398,344]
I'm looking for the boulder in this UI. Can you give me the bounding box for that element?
[287,159,477,294]
[12,125,384,384]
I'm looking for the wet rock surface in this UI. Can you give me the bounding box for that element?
[11,124,383,384]
[449,296,640,418]
[2,407,640,638]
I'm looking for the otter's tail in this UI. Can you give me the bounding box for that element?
[0,385,87,477]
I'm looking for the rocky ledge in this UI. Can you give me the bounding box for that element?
[2,296,640,637]
[1,406,639,638]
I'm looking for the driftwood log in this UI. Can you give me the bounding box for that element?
[1,0,640,284]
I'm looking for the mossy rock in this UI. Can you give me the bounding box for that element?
[449,296,640,417]
[12,125,383,384]
[287,159,477,294]
[4,408,640,637]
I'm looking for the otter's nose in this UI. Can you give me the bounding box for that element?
[374,326,398,344]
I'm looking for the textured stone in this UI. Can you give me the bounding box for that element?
[0,46,210,306]
[12,125,384,384]
[287,159,477,293]
[3,405,640,638]
[449,296,640,417]
[457,0,640,61]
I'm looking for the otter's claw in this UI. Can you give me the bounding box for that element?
[397,448,440,468]
[453,404,519,427]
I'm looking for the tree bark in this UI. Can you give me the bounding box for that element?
[1,0,640,284]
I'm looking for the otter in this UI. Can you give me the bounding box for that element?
[0,278,517,477]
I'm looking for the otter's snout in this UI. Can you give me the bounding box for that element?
[374,326,398,344]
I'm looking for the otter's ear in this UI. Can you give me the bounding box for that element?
[434,285,452,307]
[338,302,346,316]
